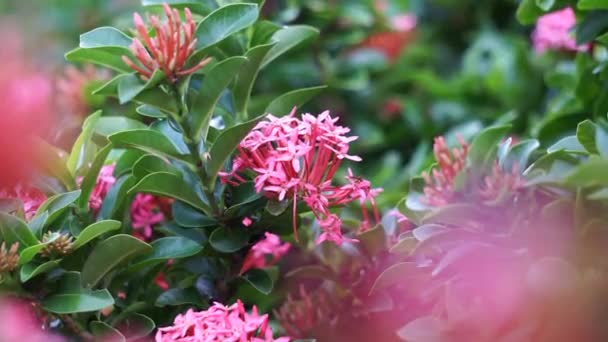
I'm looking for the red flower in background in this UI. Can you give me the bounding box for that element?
[0,185,47,221]
[123,3,212,82]
[240,232,291,274]
[360,14,417,62]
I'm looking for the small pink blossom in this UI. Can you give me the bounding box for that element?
[220,110,382,245]
[240,232,291,274]
[242,217,253,227]
[0,185,47,221]
[156,300,290,342]
[130,194,167,241]
[88,164,116,214]
[123,3,212,82]
[423,136,469,206]
[532,7,589,54]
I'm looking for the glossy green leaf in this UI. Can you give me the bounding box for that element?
[43,289,114,314]
[94,117,147,138]
[501,139,540,173]
[28,211,48,239]
[20,260,61,282]
[516,0,545,24]
[78,144,112,209]
[129,172,209,212]
[206,115,265,188]
[130,236,202,270]
[99,175,136,220]
[261,25,319,68]
[80,26,131,49]
[579,0,608,9]
[577,120,599,154]
[132,155,178,180]
[66,27,132,71]
[467,125,511,169]
[190,56,247,140]
[65,48,131,73]
[18,244,47,266]
[35,190,81,225]
[564,159,608,187]
[109,129,190,162]
[142,0,216,14]
[118,71,165,104]
[547,136,586,154]
[68,111,101,176]
[195,4,259,49]
[264,86,327,116]
[173,201,217,228]
[114,313,156,340]
[73,220,122,250]
[234,43,275,117]
[535,0,555,11]
[156,288,203,306]
[240,268,273,295]
[136,105,165,118]
[90,321,126,342]
[0,213,39,248]
[81,234,152,287]
[209,227,249,253]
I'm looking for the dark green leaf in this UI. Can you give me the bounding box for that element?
[129,172,209,212]
[81,234,152,287]
[264,86,327,116]
[209,227,248,253]
[130,237,202,270]
[173,201,217,228]
[99,175,136,220]
[136,105,165,118]
[20,260,60,282]
[234,43,275,117]
[90,321,126,342]
[109,129,191,162]
[42,290,114,314]
[78,144,112,209]
[142,0,216,14]
[156,288,203,306]
[261,25,319,68]
[114,313,155,340]
[132,155,179,180]
[240,268,273,295]
[579,0,608,9]
[117,71,165,104]
[577,11,608,45]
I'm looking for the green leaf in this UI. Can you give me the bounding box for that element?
[264,86,327,116]
[240,268,273,295]
[190,56,247,140]
[579,0,608,9]
[94,117,147,138]
[0,213,39,248]
[577,11,608,44]
[114,313,155,340]
[78,144,112,209]
[136,105,165,118]
[357,225,386,256]
[467,125,511,170]
[547,136,586,154]
[142,0,216,15]
[130,237,202,270]
[195,4,259,49]
[81,234,152,288]
[577,120,600,154]
[73,220,122,250]
[209,227,248,253]
[156,288,203,306]
[516,0,545,25]
[34,190,81,225]
[173,201,217,228]
[28,211,48,239]
[109,129,191,162]
[34,139,76,190]
[68,111,102,176]
[65,48,132,73]
[43,289,114,314]
[501,139,540,173]
[234,43,275,117]
[564,159,608,187]
[129,172,209,212]
[535,0,555,11]
[117,71,165,104]
[90,321,126,342]
[80,26,132,49]
[20,260,61,282]
[132,155,179,180]
[261,25,319,68]
[206,115,265,188]
[99,175,136,220]
[18,244,47,265]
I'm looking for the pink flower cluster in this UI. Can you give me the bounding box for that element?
[240,232,291,274]
[220,110,382,245]
[532,7,589,54]
[123,3,212,82]
[423,136,469,206]
[0,298,64,342]
[156,300,290,342]
[131,194,172,241]
[0,185,47,221]
[88,164,116,214]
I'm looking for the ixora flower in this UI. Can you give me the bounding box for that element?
[240,232,291,274]
[56,64,109,118]
[156,300,290,342]
[422,136,469,206]
[122,2,212,82]
[532,7,589,54]
[130,194,173,241]
[359,13,417,62]
[220,110,382,245]
[88,163,116,214]
[0,185,47,221]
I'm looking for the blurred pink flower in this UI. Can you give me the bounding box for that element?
[479,162,526,201]
[123,3,212,82]
[532,7,589,54]
[220,110,382,245]
[360,13,417,62]
[56,64,110,118]
[242,217,253,227]
[0,298,64,342]
[275,285,333,339]
[0,185,47,221]
[130,194,168,241]
[423,136,469,206]
[156,300,290,342]
[240,232,291,274]
[88,164,116,214]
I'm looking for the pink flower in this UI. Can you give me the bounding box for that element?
[242,217,253,227]
[423,136,469,206]
[532,7,589,54]
[0,185,47,221]
[359,13,417,62]
[478,162,526,202]
[88,164,116,214]
[122,3,212,82]
[240,232,291,274]
[275,285,333,339]
[56,64,110,117]
[220,110,382,245]
[156,300,290,342]
[155,273,170,291]
[0,298,64,342]
[130,194,168,241]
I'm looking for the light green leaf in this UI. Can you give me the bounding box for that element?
[77,144,113,209]
[81,234,152,287]
[467,125,511,170]
[68,111,102,176]
[579,0,608,9]
[73,220,122,250]
[261,25,319,68]
[195,4,259,49]
[80,27,132,49]
[564,159,608,187]
[117,71,165,104]
[65,48,132,73]
[0,213,39,248]
[94,117,147,138]
[20,260,61,282]
[234,43,275,117]
[34,190,81,225]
